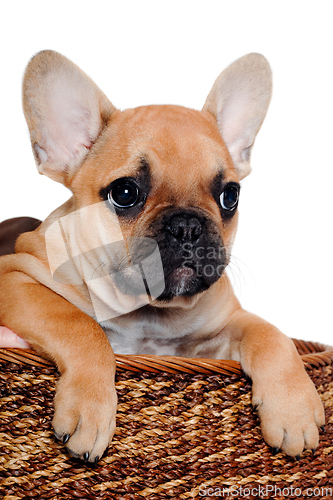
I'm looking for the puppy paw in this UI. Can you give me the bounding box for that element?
[53,371,117,463]
[252,374,325,457]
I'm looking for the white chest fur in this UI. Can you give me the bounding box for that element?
[100,303,209,356]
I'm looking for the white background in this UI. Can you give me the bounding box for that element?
[0,1,332,344]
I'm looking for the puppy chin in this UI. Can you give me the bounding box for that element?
[151,294,201,309]
[159,266,205,299]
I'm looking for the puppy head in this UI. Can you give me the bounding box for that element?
[23,51,272,307]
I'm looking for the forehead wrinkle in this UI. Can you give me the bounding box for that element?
[148,134,228,184]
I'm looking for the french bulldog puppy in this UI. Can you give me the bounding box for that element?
[0,51,324,463]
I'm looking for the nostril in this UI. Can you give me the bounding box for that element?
[189,217,202,239]
[169,216,185,237]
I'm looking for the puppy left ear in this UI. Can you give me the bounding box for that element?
[203,53,272,179]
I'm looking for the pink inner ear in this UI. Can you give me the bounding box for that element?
[38,76,100,168]
[40,107,95,167]
[219,93,252,151]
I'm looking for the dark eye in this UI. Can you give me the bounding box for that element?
[109,180,140,208]
[220,184,239,211]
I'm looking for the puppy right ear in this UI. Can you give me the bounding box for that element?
[23,50,116,186]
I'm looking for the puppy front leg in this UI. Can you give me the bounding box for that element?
[226,309,325,456]
[0,271,117,463]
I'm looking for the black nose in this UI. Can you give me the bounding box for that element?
[167,214,202,243]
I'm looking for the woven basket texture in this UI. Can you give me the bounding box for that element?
[0,341,333,500]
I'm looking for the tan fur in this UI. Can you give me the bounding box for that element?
[0,51,324,462]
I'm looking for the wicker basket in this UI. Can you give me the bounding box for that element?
[1,340,333,499]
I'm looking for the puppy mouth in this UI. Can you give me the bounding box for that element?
[168,266,197,294]
[170,266,196,280]
[112,263,200,300]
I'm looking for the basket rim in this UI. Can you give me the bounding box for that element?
[0,338,332,375]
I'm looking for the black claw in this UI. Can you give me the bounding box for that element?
[94,456,100,465]
[54,431,60,441]
[272,447,280,456]
[295,455,301,461]
[83,452,89,462]
[312,448,316,455]
[63,434,70,445]
[320,425,326,433]
[253,404,259,412]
